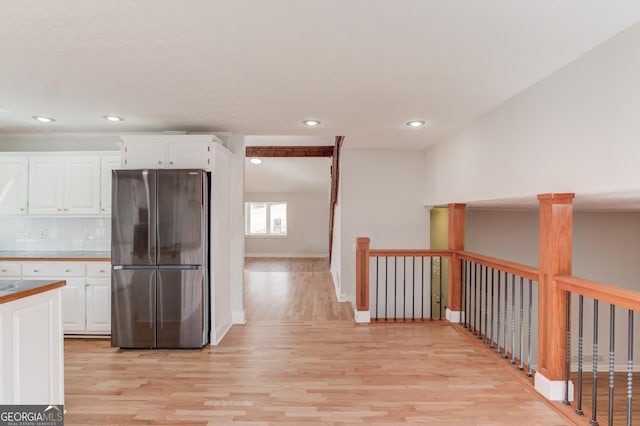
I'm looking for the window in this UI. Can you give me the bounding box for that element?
[245,202,287,236]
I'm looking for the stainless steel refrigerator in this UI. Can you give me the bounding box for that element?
[111,169,210,349]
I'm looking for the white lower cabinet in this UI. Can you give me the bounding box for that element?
[62,278,86,332]
[85,277,111,332]
[19,260,111,336]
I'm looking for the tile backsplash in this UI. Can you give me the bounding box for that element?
[0,217,110,251]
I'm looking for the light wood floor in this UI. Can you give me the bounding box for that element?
[63,258,573,425]
[244,257,353,321]
[569,371,640,425]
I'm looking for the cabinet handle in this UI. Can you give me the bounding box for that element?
[33,269,39,272]
[57,208,62,211]
[158,160,163,165]
[99,269,105,273]
[85,284,90,288]
[64,208,69,211]
[169,161,174,165]
[65,269,71,272]
[20,208,25,211]
[1,269,6,272]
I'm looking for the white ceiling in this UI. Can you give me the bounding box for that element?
[244,156,331,194]
[2,1,640,150]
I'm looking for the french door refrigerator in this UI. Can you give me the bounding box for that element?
[111,169,210,349]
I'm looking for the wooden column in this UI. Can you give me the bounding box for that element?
[447,204,466,312]
[537,193,574,381]
[355,237,370,311]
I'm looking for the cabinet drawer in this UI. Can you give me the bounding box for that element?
[22,262,85,277]
[22,262,57,276]
[54,263,85,276]
[86,262,111,277]
[0,263,21,277]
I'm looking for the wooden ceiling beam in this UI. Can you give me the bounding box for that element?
[246,145,334,158]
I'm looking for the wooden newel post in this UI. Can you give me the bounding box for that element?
[536,193,574,400]
[447,204,466,317]
[355,237,370,312]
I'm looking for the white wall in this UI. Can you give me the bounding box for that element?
[340,150,429,307]
[466,209,539,266]
[244,191,329,257]
[0,133,121,151]
[0,217,110,251]
[424,22,640,206]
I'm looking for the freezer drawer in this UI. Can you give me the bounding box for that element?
[111,268,156,348]
[156,268,207,348]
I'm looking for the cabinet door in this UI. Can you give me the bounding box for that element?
[85,278,111,333]
[100,156,120,214]
[62,278,86,332]
[123,142,167,169]
[64,157,100,214]
[0,157,29,215]
[28,157,64,214]
[167,142,212,169]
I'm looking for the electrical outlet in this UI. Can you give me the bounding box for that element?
[40,228,48,238]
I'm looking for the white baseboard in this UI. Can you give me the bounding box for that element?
[232,310,246,324]
[354,310,371,323]
[445,309,463,323]
[534,372,574,401]
[211,320,232,346]
[338,293,348,302]
[245,253,328,258]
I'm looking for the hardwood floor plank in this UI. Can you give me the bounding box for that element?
[64,258,572,425]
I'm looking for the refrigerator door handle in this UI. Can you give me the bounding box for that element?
[157,265,201,270]
[112,265,159,270]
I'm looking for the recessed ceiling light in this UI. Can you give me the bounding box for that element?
[33,116,55,123]
[406,120,426,128]
[250,158,262,165]
[302,120,321,127]
[103,115,124,122]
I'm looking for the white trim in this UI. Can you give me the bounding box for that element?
[211,320,232,346]
[354,310,371,323]
[445,309,463,323]
[534,372,574,401]
[338,293,348,303]
[232,310,246,324]
[244,253,328,258]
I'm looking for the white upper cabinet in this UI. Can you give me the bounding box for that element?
[0,157,29,215]
[121,141,167,168]
[28,157,65,214]
[167,141,213,169]
[100,156,121,214]
[121,135,221,170]
[64,157,101,214]
[29,156,100,215]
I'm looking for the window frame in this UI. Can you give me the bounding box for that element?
[244,201,288,238]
